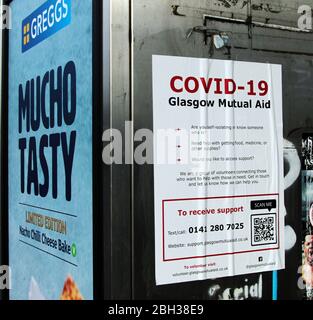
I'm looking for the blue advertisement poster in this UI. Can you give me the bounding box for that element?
[8,0,93,300]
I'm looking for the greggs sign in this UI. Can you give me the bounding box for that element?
[22,0,71,53]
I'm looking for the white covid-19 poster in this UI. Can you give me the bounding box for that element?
[153,55,284,286]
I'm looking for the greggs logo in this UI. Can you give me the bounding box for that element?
[22,0,71,53]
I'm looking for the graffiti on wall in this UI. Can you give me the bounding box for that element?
[213,0,281,14]
[301,134,313,300]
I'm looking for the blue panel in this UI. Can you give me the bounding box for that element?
[9,0,93,300]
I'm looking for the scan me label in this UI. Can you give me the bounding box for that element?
[22,0,71,53]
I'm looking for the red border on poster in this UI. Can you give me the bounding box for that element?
[162,194,280,262]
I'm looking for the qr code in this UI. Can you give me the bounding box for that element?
[251,214,277,246]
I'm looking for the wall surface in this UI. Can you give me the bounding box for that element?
[130,0,312,300]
